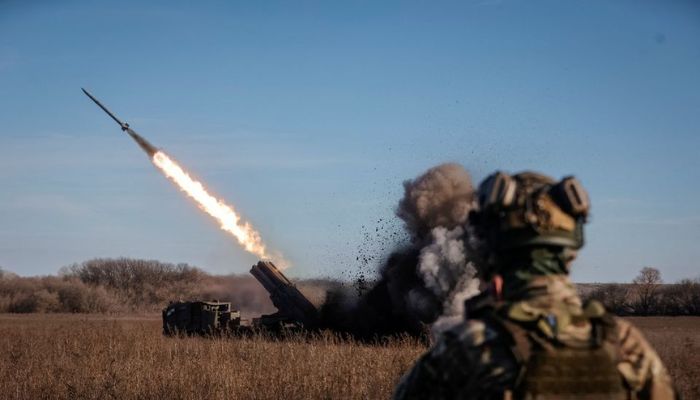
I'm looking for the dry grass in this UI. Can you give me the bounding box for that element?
[0,315,697,399]
[0,314,423,400]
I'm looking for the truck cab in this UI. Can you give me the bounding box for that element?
[162,301,241,335]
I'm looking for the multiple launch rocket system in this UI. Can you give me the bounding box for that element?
[82,89,319,335]
[162,261,319,335]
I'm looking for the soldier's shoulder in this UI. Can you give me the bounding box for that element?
[394,317,519,400]
[434,290,521,352]
[606,315,654,351]
[439,317,502,348]
[606,317,676,398]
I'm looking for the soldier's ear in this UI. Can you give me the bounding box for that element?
[560,248,578,272]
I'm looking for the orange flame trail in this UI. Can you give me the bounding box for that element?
[151,151,287,268]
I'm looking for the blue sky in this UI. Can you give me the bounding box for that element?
[0,0,698,282]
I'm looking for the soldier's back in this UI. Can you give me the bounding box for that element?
[394,287,676,400]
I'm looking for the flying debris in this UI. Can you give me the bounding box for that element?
[82,88,158,156]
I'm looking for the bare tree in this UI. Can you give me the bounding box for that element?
[632,267,662,315]
[664,278,700,315]
[589,283,630,315]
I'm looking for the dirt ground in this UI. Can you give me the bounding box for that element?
[625,317,700,399]
[0,314,697,399]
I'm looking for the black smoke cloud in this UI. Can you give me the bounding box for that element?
[320,163,481,340]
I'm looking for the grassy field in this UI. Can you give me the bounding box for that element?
[0,315,697,399]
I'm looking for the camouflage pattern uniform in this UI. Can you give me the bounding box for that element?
[394,171,676,400]
[394,275,676,399]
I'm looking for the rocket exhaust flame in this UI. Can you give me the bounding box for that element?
[82,88,287,268]
[151,151,286,267]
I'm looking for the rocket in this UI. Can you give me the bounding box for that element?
[82,88,158,157]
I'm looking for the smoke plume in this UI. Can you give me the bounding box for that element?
[417,226,480,334]
[321,163,481,340]
[396,163,475,238]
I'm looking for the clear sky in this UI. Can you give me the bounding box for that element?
[1,0,698,282]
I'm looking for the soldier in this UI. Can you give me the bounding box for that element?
[394,171,677,399]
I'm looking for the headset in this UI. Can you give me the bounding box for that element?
[478,172,590,219]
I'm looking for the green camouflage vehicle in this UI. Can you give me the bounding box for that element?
[162,300,241,335]
[162,261,319,336]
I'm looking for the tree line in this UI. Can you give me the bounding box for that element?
[1,261,698,315]
[581,267,700,316]
[0,258,276,314]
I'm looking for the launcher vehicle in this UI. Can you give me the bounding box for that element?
[162,300,241,335]
[162,261,319,336]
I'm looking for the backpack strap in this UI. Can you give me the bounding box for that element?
[464,292,534,386]
[583,299,617,348]
[478,309,535,392]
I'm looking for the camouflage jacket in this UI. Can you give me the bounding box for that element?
[393,275,676,400]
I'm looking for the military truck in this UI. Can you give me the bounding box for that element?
[162,300,241,335]
[162,261,319,336]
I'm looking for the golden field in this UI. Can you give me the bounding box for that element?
[0,315,697,400]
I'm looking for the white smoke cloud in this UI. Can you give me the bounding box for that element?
[320,163,483,340]
[417,226,480,335]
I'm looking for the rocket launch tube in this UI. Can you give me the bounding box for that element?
[250,261,319,328]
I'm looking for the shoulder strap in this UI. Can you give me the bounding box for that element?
[583,299,617,348]
[480,309,534,388]
[465,292,534,366]
[498,317,533,364]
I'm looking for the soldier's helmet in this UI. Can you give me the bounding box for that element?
[473,171,590,251]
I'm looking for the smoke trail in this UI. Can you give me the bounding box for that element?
[79,89,285,267]
[152,151,287,268]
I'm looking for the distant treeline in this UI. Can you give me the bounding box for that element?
[0,259,279,315]
[579,281,700,316]
[0,260,698,316]
[579,266,700,316]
